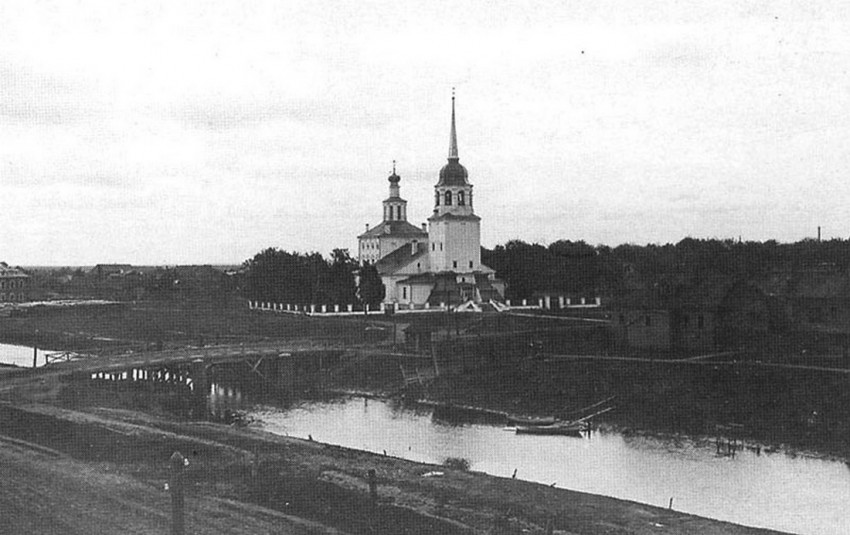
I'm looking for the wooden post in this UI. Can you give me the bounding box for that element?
[368,469,378,504]
[170,451,186,535]
[668,497,674,510]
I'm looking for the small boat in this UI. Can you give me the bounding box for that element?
[515,422,585,436]
[506,415,557,426]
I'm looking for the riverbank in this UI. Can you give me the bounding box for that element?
[0,392,787,535]
[393,356,850,463]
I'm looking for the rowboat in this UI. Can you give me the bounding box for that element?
[515,422,585,436]
[506,415,557,426]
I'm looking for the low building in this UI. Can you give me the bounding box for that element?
[614,292,674,350]
[90,264,134,279]
[765,267,850,354]
[0,262,29,302]
[615,279,780,353]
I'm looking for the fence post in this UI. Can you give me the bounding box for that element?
[169,451,186,535]
[368,468,378,504]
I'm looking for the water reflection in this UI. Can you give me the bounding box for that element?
[252,397,850,535]
[0,343,45,368]
[69,362,293,424]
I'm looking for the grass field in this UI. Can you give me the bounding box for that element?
[0,296,392,352]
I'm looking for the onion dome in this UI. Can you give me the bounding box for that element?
[388,159,401,184]
[438,160,469,186]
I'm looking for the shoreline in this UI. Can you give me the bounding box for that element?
[324,384,850,466]
[0,397,789,535]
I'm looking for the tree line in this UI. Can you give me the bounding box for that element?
[484,237,850,301]
[243,248,384,307]
[244,237,850,304]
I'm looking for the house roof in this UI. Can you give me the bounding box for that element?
[763,270,850,299]
[375,242,429,275]
[0,262,27,278]
[427,212,480,223]
[358,220,428,239]
[397,272,436,285]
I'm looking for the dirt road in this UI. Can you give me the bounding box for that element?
[0,433,343,535]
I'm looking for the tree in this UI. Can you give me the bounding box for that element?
[243,248,313,304]
[357,264,385,307]
[324,249,358,305]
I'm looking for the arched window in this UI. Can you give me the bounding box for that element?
[435,191,440,206]
[444,191,452,205]
[457,191,465,205]
[397,205,402,220]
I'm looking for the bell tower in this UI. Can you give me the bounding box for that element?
[428,91,481,274]
[383,160,408,222]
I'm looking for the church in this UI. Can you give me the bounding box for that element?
[357,95,506,308]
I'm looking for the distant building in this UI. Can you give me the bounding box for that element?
[614,280,779,353]
[764,266,850,354]
[0,262,29,302]
[90,264,134,278]
[358,95,505,307]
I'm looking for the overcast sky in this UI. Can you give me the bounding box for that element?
[3,1,850,265]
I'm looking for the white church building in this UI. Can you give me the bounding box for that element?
[357,96,506,308]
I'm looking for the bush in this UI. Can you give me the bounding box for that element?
[443,457,470,471]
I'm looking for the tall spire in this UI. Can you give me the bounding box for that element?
[448,88,459,161]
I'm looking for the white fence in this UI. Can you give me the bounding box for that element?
[247,296,601,317]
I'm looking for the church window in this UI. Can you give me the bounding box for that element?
[396,206,402,220]
[403,287,407,299]
[444,191,452,205]
[458,191,465,205]
[469,261,473,268]
[453,260,457,269]
[432,243,435,251]
[440,243,443,251]
[435,191,440,206]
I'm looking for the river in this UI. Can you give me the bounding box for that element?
[0,343,45,368]
[238,395,849,535]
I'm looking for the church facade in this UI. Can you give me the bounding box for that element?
[357,96,505,308]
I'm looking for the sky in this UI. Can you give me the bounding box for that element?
[3,1,850,265]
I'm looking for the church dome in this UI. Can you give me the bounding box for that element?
[388,171,400,184]
[437,160,469,186]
